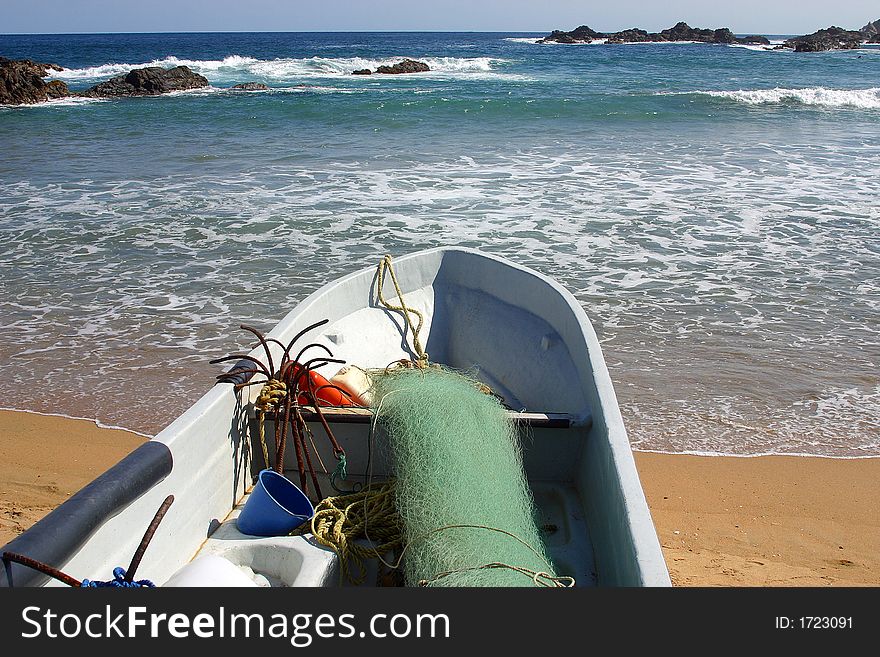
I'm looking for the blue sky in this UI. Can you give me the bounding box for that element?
[2,1,877,34]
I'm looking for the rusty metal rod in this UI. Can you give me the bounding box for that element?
[233,379,274,391]
[125,495,174,582]
[281,319,330,368]
[2,551,81,587]
[293,342,334,367]
[239,325,276,380]
[216,367,263,379]
[209,354,272,378]
[299,416,323,501]
[285,394,308,492]
[299,360,346,458]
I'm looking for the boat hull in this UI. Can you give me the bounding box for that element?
[1,248,670,587]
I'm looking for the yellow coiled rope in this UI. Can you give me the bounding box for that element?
[254,379,287,470]
[306,481,404,586]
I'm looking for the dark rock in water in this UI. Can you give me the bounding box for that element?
[538,25,604,43]
[0,57,69,105]
[860,18,880,37]
[605,29,651,44]
[658,22,727,42]
[783,26,864,52]
[540,21,764,45]
[83,65,209,97]
[351,60,428,75]
[737,35,771,45]
[712,28,737,44]
[869,34,880,44]
[44,80,69,99]
[568,25,605,40]
[230,82,268,90]
[374,59,430,74]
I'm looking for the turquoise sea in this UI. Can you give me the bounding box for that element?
[1,32,878,456]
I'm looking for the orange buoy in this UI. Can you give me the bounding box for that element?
[281,362,363,407]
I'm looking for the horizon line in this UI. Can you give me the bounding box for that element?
[1,27,809,37]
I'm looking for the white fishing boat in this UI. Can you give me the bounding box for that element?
[1,247,670,587]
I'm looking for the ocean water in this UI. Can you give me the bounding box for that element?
[0,32,877,457]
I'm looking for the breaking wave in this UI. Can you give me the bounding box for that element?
[0,95,107,110]
[50,55,508,83]
[679,87,880,109]
[726,41,787,51]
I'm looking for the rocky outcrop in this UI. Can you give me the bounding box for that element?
[82,66,208,97]
[0,57,69,105]
[738,35,771,45]
[541,25,604,43]
[230,82,268,90]
[375,59,430,74]
[350,59,429,75]
[783,27,864,52]
[658,22,735,43]
[44,80,69,99]
[860,19,880,37]
[540,22,767,45]
[604,29,651,44]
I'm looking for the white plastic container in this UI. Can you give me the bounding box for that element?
[163,554,258,587]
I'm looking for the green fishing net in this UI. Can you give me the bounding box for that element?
[371,367,557,587]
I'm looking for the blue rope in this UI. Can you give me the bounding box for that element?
[81,567,155,588]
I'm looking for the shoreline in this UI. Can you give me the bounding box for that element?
[0,409,877,586]
[0,406,154,438]
[634,447,880,460]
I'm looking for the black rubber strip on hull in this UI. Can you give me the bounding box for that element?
[1,440,172,587]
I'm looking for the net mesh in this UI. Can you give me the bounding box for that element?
[371,366,557,586]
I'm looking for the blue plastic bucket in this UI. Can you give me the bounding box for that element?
[236,469,315,536]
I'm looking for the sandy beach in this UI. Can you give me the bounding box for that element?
[0,409,877,586]
[0,410,146,546]
[634,452,879,586]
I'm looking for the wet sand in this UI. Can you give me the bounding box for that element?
[1,410,877,586]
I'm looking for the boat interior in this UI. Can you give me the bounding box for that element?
[191,253,602,587]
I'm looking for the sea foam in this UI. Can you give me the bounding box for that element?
[50,55,261,80]
[682,87,880,109]
[52,55,507,83]
[2,137,877,452]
